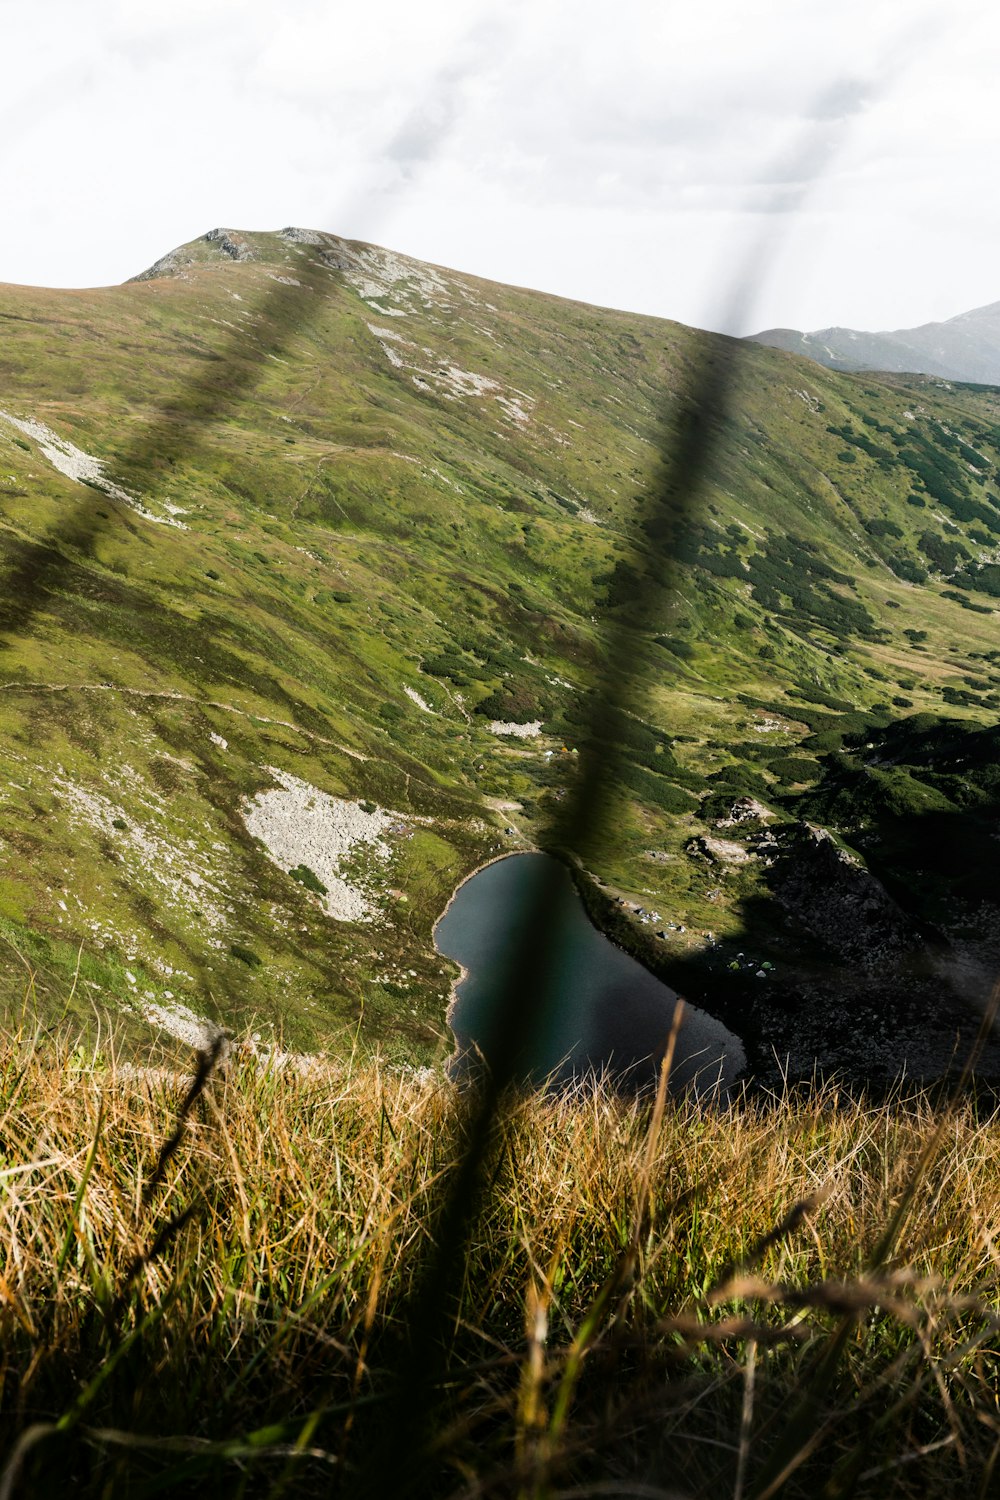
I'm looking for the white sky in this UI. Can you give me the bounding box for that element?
[3,0,999,336]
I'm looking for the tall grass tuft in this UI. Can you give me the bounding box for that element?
[0,1029,998,1496]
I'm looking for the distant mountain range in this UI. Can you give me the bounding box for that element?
[749,300,1000,384]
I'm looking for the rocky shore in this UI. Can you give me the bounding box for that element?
[571,824,1000,1095]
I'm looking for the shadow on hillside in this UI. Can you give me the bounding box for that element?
[635,788,1000,1093]
[0,253,333,651]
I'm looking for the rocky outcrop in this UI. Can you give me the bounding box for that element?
[279,226,325,246]
[766,822,919,970]
[128,228,255,282]
[686,834,755,867]
[203,228,255,262]
[128,247,191,282]
[716,797,772,827]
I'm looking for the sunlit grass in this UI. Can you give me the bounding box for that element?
[1,1023,998,1496]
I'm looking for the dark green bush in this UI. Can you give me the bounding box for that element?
[918,532,970,573]
[475,684,544,720]
[706,763,770,799]
[289,864,328,896]
[618,762,699,814]
[230,944,262,968]
[865,518,903,539]
[887,555,928,583]
[654,636,696,660]
[768,756,821,784]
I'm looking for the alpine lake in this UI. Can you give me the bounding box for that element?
[434,852,745,1097]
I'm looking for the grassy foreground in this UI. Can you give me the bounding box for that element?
[1,1029,999,1498]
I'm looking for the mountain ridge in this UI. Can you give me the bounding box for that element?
[750,298,1000,384]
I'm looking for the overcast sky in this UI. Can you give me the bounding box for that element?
[3,0,998,336]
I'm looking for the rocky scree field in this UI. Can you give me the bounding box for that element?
[2,226,1000,1079]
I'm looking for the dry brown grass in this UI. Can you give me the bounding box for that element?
[0,1029,998,1497]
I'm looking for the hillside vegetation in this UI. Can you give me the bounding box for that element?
[2,227,1000,1072]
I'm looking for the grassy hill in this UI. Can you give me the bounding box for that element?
[2,226,1000,1075]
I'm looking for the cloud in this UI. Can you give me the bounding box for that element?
[1,0,999,334]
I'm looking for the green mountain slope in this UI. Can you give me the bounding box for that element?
[2,225,1000,1075]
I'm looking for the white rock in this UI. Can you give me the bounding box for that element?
[241,768,392,923]
[0,409,187,529]
[489,720,542,738]
[404,686,434,713]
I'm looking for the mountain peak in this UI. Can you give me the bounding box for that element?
[749,301,1000,384]
[129,226,279,282]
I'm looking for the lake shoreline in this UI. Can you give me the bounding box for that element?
[434,849,533,1067]
[433,849,745,1093]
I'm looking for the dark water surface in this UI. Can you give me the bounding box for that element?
[434,852,745,1095]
